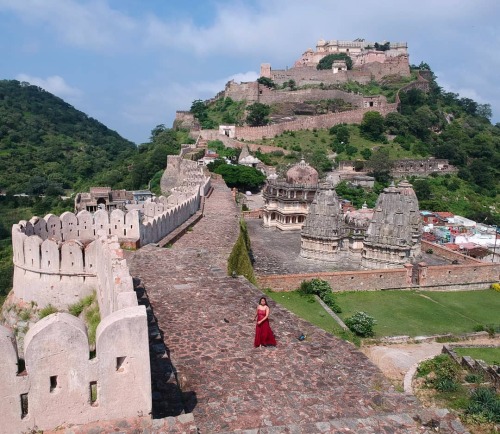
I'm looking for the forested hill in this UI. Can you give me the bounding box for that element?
[0,79,138,194]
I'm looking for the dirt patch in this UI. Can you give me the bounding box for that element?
[362,336,500,385]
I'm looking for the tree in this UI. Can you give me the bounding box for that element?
[477,103,492,120]
[413,179,432,201]
[190,99,207,119]
[384,112,409,135]
[214,164,266,191]
[360,111,385,141]
[257,77,276,89]
[317,53,353,70]
[336,125,350,144]
[365,148,393,183]
[282,79,297,91]
[246,103,271,127]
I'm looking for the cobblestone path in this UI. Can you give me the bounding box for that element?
[127,178,467,433]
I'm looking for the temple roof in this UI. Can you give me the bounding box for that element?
[301,189,343,239]
[286,159,318,185]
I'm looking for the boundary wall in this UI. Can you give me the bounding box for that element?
[234,105,397,140]
[257,243,499,292]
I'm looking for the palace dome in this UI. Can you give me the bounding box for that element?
[286,159,318,185]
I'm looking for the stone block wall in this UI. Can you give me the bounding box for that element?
[139,192,201,245]
[421,240,481,264]
[235,105,397,140]
[417,262,499,291]
[0,307,150,434]
[257,259,499,293]
[257,267,411,292]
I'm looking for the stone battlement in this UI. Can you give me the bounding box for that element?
[1,306,150,434]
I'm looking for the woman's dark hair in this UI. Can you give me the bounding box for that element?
[259,296,268,305]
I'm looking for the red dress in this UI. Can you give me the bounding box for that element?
[254,308,277,347]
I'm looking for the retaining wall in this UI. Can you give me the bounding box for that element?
[235,105,397,140]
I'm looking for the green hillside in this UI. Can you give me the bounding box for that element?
[193,66,500,223]
[0,80,191,304]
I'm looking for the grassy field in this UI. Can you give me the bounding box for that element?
[264,289,341,333]
[266,289,500,339]
[453,347,500,365]
[256,125,416,160]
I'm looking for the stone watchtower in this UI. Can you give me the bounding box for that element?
[300,189,346,261]
[361,181,421,269]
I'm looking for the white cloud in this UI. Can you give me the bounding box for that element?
[0,0,137,51]
[15,74,83,100]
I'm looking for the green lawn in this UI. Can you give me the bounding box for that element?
[266,289,500,338]
[453,347,500,365]
[264,289,340,333]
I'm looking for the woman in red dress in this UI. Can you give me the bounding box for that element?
[254,297,277,347]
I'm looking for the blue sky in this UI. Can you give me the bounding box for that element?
[1,0,499,144]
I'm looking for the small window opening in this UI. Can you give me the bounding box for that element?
[50,375,57,392]
[116,356,126,372]
[20,394,28,418]
[90,381,97,405]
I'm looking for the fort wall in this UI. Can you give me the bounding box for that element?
[224,81,366,106]
[258,267,411,292]
[234,105,397,140]
[4,225,151,433]
[257,244,499,292]
[0,307,150,434]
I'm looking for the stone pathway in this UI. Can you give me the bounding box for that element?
[123,178,468,433]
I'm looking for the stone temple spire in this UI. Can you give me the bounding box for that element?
[300,188,345,261]
[361,181,421,269]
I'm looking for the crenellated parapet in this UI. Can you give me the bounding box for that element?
[0,308,150,434]
[21,209,141,243]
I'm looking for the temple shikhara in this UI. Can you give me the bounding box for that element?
[262,159,422,269]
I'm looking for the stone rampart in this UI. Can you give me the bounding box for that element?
[258,267,411,292]
[21,209,141,243]
[0,308,150,434]
[257,258,499,292]
[235,105,397,140]
[224,81,365,106]
[417,262,498,291]
[139,192,201,245]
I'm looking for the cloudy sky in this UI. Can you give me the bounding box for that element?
[1,0,499,144]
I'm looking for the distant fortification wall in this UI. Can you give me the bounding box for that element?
[234,105,397,140]
[224,81,366,105]
[264,55,410,87]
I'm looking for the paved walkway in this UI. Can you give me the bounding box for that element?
[125,178,468,433]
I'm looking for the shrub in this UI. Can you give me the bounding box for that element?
[417,354,461,389]
[345,311,376,337]
[39,304,58,319]
[491,282,500,292]
[465,387,500,423]
[227,220,256,284]
[69,293,95,317]
[465,373,484,384]
[298,279,341,313]
[321,292,342,313]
